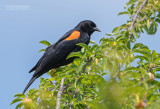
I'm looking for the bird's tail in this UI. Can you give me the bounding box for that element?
[23,76,37,94]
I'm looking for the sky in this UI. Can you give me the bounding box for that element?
[0,0,160,109]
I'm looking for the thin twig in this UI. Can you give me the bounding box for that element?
[56,77,65,109]
[113,63,123,80]
[82,59,92,73]
[49,81,56,91]
[128,0,148,40]
[69,87,78,109]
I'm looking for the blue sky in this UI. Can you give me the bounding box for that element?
[0,0,160,109]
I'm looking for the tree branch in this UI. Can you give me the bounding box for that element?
[56,77,65,109]
[69,88,79,109]
[128,0,148,40]
[82,59,92,73]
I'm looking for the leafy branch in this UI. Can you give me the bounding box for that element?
[128,0,148,40]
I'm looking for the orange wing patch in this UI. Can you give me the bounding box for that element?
[65,31,80,40]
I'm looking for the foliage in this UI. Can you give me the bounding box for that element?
[11,0,160,109]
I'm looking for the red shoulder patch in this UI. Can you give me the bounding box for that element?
[65,31,80,40]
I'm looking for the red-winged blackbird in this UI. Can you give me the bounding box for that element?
[23,20,100,94]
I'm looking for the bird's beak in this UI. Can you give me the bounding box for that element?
[93,27,101,32]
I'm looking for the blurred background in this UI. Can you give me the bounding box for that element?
[0,0,160,108]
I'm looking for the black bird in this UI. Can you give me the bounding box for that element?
[23,20,100,94]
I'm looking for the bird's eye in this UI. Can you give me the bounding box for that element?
[90,23,96,28]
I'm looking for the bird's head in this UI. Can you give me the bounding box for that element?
[76,20,101,35]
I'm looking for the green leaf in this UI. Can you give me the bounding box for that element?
[90,40,97,45]
[112,27,120,33]
[39,40,51,46]
[30,90,38,97]
[155,68,160,71]
[155,18,160,24]
[10,98,22,105]
[67,52,82,59]
[118,11,128,16]
[157,13,160,18]
[144,22,158,35]
[125,67,139,71]
[77,43,89,51]
[132,43,144,51]
[14,93,26,98]
[118,37,128,42]
[77,61,86,73]
[152,50,157,59]
[15,103,23,109]
[150,9,156,17]
[106,33,118,36]
[134,49,151,62]
[73,100,78,107]
[132,43,150,52]
[154,57,160,62]
[40,77,44,83]
[126,41,131,50]
[134,55,149,62]
[107,59,113,72]
[155,73,160,78]
[39,49,45,53]
[124,0,136,8]
[99,37,110,43]
[91,44,98,52]
[73,58,81,66]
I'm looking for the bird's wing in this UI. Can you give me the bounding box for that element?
[52,30,80,47]
[30,29,81,76]
[29,30,75,73]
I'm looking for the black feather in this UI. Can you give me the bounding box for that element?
[23,76,38,94]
